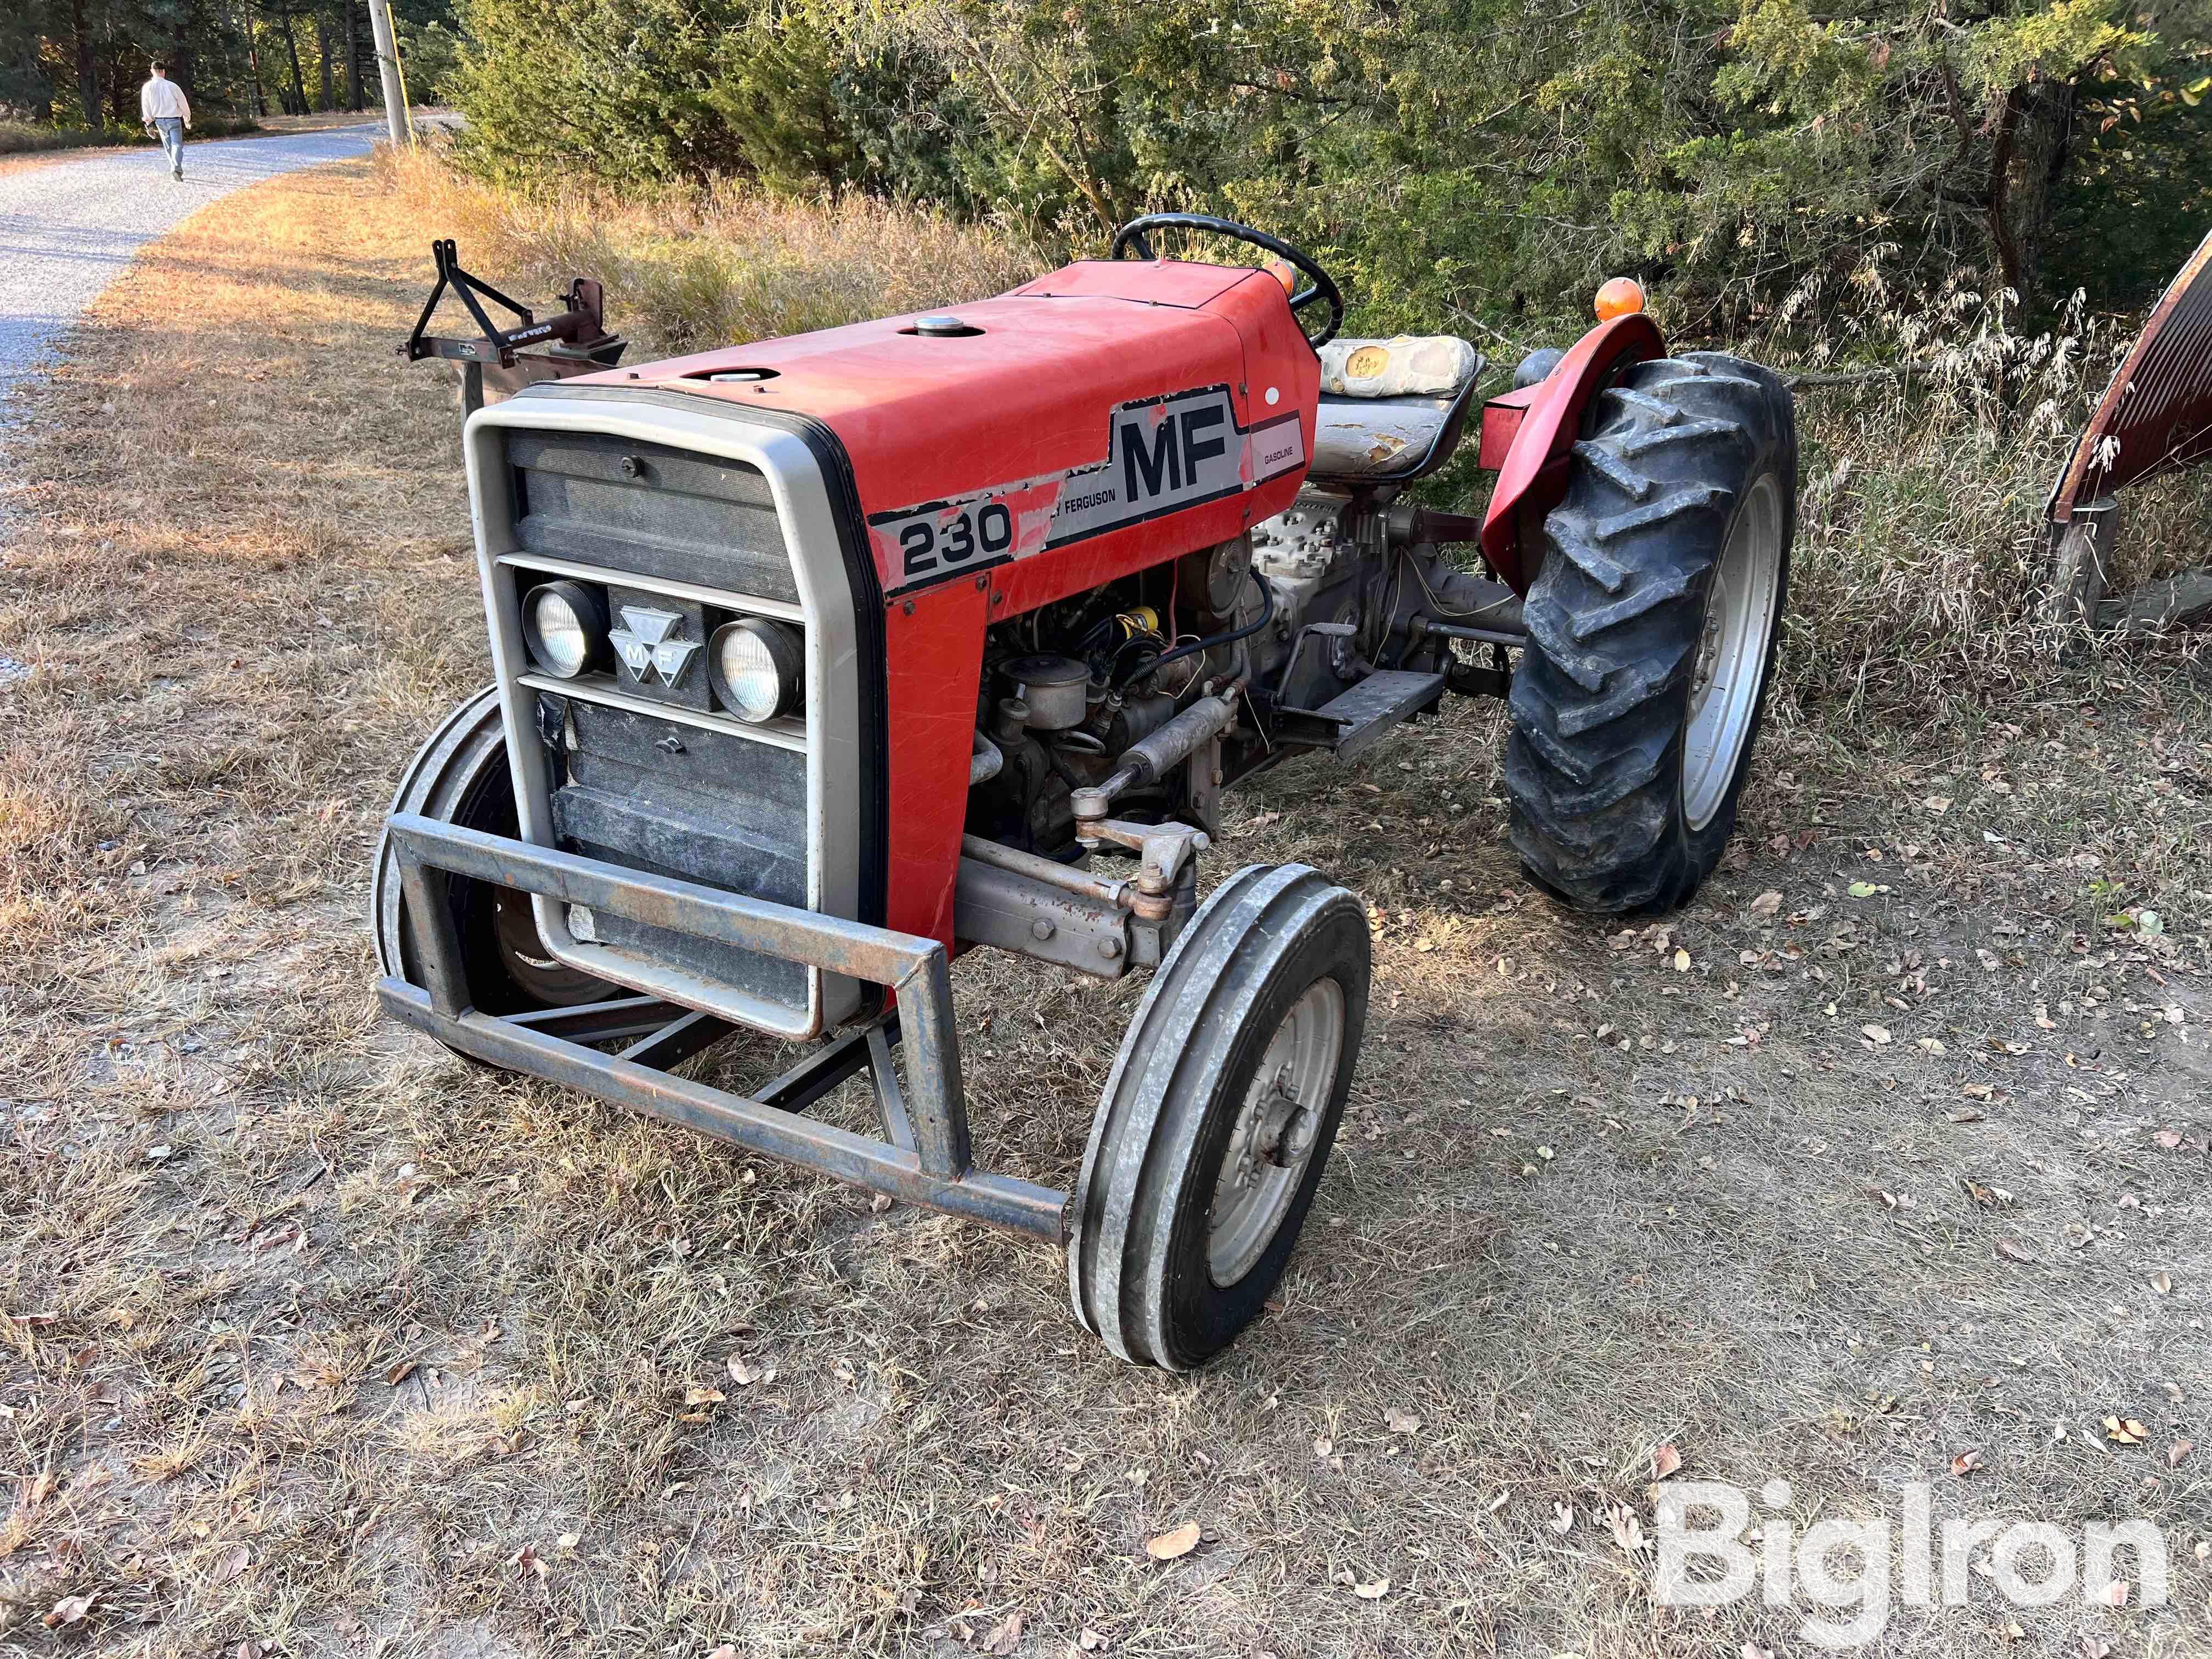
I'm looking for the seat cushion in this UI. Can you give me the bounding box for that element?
[1312,402,1457,479]
[1317,335,1480,398]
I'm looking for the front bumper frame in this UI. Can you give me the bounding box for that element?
[377,812,1068,1240]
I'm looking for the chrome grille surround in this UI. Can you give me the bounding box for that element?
[463,393,866,1039]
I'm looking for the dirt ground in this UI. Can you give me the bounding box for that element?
[2,159,2209,1659]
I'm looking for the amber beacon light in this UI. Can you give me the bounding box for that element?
[1594,276,1646,321]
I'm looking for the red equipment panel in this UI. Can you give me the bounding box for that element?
[569,260,1321,950]
[2050,225,2212,521]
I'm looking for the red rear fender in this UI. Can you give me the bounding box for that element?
[1478,314,1666,591]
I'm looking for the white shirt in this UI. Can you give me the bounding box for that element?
[140,77,191,123]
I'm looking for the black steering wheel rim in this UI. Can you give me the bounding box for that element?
[1109,213,1345,349]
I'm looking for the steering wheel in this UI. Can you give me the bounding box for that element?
[1109,213,1345,349]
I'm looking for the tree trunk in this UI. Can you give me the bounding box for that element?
[317,13,333,109]
[279,6,309,114]
[345,0,363,109]
[244,10,267,116]
[71,0,99,127]
[1986,80,2076,303]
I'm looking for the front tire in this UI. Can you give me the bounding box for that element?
[1505,352,1795,913]
[372,687,612,1023]
[1070,864,1370,1370]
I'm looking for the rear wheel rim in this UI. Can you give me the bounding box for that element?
[1206,978,1346,1285]
[1682,472,1784,831]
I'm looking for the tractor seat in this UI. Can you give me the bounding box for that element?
[1309,335,1486,485]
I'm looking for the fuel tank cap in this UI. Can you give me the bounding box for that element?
[907,314,985,338]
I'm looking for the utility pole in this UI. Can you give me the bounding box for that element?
[365,0,411,148]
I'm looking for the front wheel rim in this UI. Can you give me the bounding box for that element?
[1206,978,1346,1285]
[1682,473,1784,831]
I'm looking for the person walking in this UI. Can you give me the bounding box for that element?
[139,61,192,181]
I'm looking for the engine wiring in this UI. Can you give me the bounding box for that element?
[1114,571,1275,690]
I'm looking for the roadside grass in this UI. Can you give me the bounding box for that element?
[0,111,392,178]
[0,115,263,156]
[380,145,1041,359]
[1,155,2209,1658]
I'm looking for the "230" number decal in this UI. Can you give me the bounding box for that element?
[898,500,1014,579]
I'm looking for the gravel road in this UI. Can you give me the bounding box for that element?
[0,123,381,413]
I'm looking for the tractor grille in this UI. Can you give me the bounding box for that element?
[546,698,810,1007]
[506,429,799,601]
[470,391,887,1036]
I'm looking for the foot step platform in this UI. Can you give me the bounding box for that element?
[1277,670,1447,759]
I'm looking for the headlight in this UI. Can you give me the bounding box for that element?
[522,580,607,679]
[708,617,802,723]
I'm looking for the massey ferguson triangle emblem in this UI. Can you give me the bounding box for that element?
[610,606,700,687]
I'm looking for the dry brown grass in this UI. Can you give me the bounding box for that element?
[380,144,1041,359]
[2,156,2211,1658]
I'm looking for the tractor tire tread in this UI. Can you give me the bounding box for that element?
[1504,353,1796,914]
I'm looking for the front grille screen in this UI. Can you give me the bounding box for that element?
[506,430,799,602]
[546,696,809,1007]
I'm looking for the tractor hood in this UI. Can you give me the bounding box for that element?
[566,259,1321,602]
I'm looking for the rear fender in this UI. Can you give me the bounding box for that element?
[1478,313,1666,592]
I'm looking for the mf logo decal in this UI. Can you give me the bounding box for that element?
[869,385,1304,593]
[610,605,701,687]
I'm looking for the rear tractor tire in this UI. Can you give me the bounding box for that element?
[1070,864,1370,1370]
[373,687,613,1035]
[1506,352,1796,913]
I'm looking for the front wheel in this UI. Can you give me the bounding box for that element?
[1070,864,1369,1370]
[1505,352,1796,913]
[372,687,612,1026]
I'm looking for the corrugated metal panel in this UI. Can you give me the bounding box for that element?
[2052,224,2212,520]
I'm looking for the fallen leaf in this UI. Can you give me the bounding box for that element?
[42,1594,93,1629]
[727,1356,755,1386]
[1861,1024,1892,1045]
[1996,1239,2036,1263]
[385,1359,417,1386]
[1078,1632,1108,1653]
[557,1532,580,1550]
[2168,1440,2193,1468]
[1145,1521,1200,1561]
[213,1545,250,1583]
[1848,881,1880,898]
[1352,1577,1390,1600]
[2103,1416,2148,1446]
[2151,1272,2172,1295]
[1313,1436,1332,1457]
[1750,890,1782,916]
[1922,796,1951,814]
[1672,948,1691,972]
[684,1384,725,1407]
[1950,1448,1984,1477]
[516,1543,548,1579]
[1550,1502,1575,1533]
[982,1612,1023,1655]
[2154,1130,2182,1149]
[1384,1407,1421,1435]
[1607,1504,1647,1553]
[1651,1443,1682,1480]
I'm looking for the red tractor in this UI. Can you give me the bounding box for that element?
[376,216,1795,1368]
